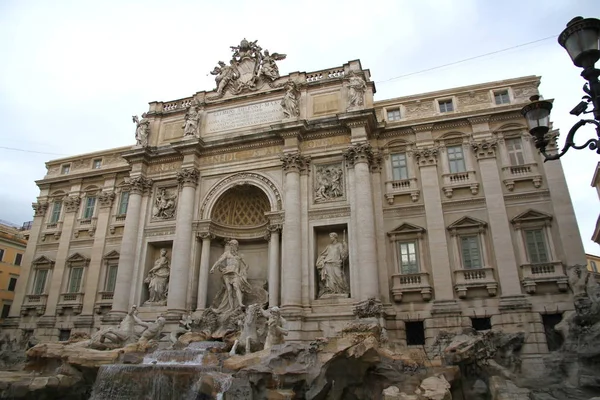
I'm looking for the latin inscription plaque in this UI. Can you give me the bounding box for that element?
[205,100,283,133]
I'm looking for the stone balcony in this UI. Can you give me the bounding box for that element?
[454,267,498,298]
[520,261,568,294]
[390,272,432,302]
[75,217,97,238]
[21,294,48,316]
[57,292,84,315]
[384,178,420,204]
[109,214,127,235]
[441,171,479,198]
[41,221,62,241]
[501,163,542,191]
[94,291,114,315]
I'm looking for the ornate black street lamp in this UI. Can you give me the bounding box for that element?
[521,16,600,161]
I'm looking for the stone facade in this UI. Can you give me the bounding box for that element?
[3,42,587,366]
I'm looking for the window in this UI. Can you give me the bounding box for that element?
[505,138,525,166]
[50,201,62,224]
[61,164,70,175]
[118,191,130,215]
[14,253,22,266]
[8,277,17,291]
[92,159,102,169]
[0,249,4,262]
[592,261,598,273]
[471,317,491,331]
[32,270,48,295]
[1,304,10,319]
[447,145,466,173]
[398,242,418,274]
[387,108,401,121]
[494,90,510,105]
[105,265,118,292]
[58,329,71,342]
[525,229,549,263]
[542,313,564,352]
[405,321,425,345]
[83,197,96,219]
[391,153,408,180]
[460,236,482,269]
[68,267,83,293]
[438,99,454,113]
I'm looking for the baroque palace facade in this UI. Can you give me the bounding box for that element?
[4,40,586,363]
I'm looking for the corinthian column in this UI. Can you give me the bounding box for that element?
[167,167,200,314]
[111,176,153,315]
[280,152,310,312]
[343,143,379,301]
[196,232,214,310]
[266,224,282,307]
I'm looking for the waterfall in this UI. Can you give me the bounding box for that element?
[89,342,232,400]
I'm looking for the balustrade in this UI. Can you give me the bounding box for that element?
[390,272,432,302]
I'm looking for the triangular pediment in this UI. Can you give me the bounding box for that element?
[511,209,553,224]
[32,255,55,267]
[448,216,487,230]
[387,223,426,237]
[66,252,89,264]
[103,250,120,260]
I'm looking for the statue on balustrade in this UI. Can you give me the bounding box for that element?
[182,105,201,136]
[316,232,349,298]
[144,249,170,306]
[260,50,286,81]
[346,71,367,108]
[281,80,300,119]
[132,113,150,147]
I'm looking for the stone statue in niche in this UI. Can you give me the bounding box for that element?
[182,105,201,136]
[152,188,177,219]
[316,232,349,298]
[144,249,170,306]
[210,239,253,314]
[281,80,300,119]
[346,70,367,108]
[132,113,150,147]
[314,164,344,202]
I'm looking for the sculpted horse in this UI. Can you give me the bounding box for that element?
[230,303,262,355]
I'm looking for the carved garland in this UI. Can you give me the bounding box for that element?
[200,172,283,218]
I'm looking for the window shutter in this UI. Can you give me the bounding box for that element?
[106,265,118,292]
[69,267,83,293]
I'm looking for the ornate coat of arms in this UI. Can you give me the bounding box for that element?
[209,39,286,98]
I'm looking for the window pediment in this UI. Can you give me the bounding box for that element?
[448,216,487,236]
[388,223,426,240]
[66,253,90,266]
[32,255,55,268]
[103,250,120,260]
[511,210,552,228]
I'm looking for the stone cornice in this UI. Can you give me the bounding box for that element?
[120,146,154,165]
[171,137,205,156]
[468,115,491,125]
[200,139,283,156]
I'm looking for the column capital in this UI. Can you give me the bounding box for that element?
[126,176,154,195]
[343,142,376,168]
[98,191,116,208]
[471,139,498,160]
[264,224,282,241]
[280,152,310,173]
[32,201,49,217]
[197,232,215,241]
[413,146,439,166]
[369,151,383,173]
[177,167,200,188]
[63,195,81,213]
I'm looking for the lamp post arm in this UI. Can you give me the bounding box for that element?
[542,119,600,161]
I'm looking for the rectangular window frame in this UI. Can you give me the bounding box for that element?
[397,241,419,274]
[92,159,102,169]
[390,153,409,181]
[50,201,62,224]
[60,164,71,175]
[118,191,130,215]
[1,304,11,319]
[438,99,454,113]
[524,229,549,264]
[8,277,17,291]
[447,145,466,173]
[0,249,4,262]
[387,108,401,122]
[67,267,84,293]
[505,137,525,166]
[460,235,483,269]
[14,253,23,266]
[494,90,510,105]
[82,197,96,219]
[104,264,118,293]
[32,269,48,295]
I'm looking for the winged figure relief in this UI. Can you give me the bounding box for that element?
[260,50,287,81]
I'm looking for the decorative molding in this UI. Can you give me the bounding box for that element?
[98,191,115,208]
[307,206,351,221]
[342,142,377,168]
[441,197,486,211]
[314,163,345,203]
[63,196,81,213]
[413,147,439,166]
[126,176,154,195]
[471,139,498,159]
[467,115,491,125]
[197,232,216,241]
[176,167,200,188]
[280,152,311,173]
[382,204,426,217]
[32,202,49,217]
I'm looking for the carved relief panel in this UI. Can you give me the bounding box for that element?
[151,186,178,221]
[313,163,345,204]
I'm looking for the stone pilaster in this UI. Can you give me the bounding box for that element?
[44,191,81,316]
[196,232,215,310]
[266,224,282,307]
[9,201,48,317]
[414,146,455,302]
[471,140,525,298]
[167,167,200,314]
[280,152,310,313]
[343,143,379,301]
[110,176,153,315]
[80,188,115,316]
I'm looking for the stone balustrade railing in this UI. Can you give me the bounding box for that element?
[306,68,345,83]
[453,267,498,298]
[385,178,420,204]
[442,171,478,198]
[391,272,432,302]
[520,261,568,294]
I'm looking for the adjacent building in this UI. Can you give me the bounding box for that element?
[3,41,586,367]
[0,222,27,322]
[592,162,600,245]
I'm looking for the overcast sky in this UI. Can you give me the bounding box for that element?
[0,0,598,253]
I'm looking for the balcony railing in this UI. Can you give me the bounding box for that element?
[21,294,48,316]
[57,292,84,315]
[391,272,432,302]
[454,267,498,298]
[385,178,420,204]
[94,291,114,315]
[520,261,567,294]
[501,163,542,191]
[441,171,479,198]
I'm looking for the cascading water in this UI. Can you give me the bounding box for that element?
[89,342,232,400]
